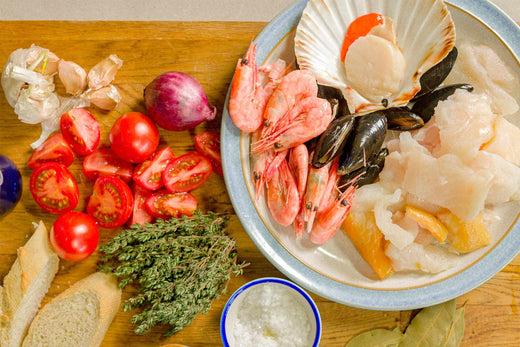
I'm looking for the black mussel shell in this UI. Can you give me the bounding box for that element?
[337,113,387,176]
[411,84,474,123]
[317,84,350,117]
[312,114,355,168]
[383,107,425,131]
[339,148,389,190]
[413,47,458,100]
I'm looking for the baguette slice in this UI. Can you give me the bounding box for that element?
[0,221,59,347]
[22,272,121,347]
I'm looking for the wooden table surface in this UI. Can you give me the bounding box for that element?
[0,21,519,347]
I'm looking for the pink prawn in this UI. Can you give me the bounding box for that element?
[253,96,333,153]
[288,144,309,199]
[310,183,357,245]
[302,161,331,233]
[267,158,300,226]
[262,69,318,135]
[229,43,287,133]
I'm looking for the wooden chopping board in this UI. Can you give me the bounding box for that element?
[0,21,519,347]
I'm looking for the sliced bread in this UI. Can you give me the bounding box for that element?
[22,271,122,347]
[0,221,59,347]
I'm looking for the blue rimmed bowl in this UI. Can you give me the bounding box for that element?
[220,277,321,347]
[221,0,520,310]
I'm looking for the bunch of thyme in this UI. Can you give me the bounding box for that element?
[98,211,248,336]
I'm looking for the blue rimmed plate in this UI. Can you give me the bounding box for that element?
[221,0,520,310]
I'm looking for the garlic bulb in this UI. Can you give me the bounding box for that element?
[86,84,121,110]
[87,54,123,90]
[58,59,87,95]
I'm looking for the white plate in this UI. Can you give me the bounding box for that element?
[221,0,520,310]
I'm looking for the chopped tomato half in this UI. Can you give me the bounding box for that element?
[60,108,100,155]
[128,184,153,226]
[340,13,384,62]
[145,190,197,219]
[87,176,133,229]
[83,148,134,182]
[162,152,212,193]
[27,133,74,170]
[133,147,175,191]
[194,132,223,175]
[29,162,79,214]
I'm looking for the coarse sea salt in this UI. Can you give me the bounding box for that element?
[231,282,314,347]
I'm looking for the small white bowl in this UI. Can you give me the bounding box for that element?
[220,277,321,347]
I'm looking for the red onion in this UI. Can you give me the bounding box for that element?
[144,71,217,131]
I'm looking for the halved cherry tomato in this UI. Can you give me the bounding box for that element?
[133,147,175,191]
[145,190,197,219]
[340,13,384,62]
[87,176,133,229]
[129,184,153,226]
[51,211,99,262]
[83,148,134,182]
[162,152,212,193]
[194,132,223,175]
[60,108,100,155]
[109,112,159,163]
[27,133,74,170]
[29,162,79,214]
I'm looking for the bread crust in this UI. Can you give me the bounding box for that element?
[0,221,59,347]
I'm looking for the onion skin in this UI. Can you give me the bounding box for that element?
[144,71,217,131]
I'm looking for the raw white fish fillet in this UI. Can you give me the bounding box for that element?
[483,116,520,167]
[445,43,519,116]
[351,182,388,212]
[470,151,520,205]
[402,151,492,222]
[386,242,459,273]
[434,90,496,163]
[374,189,416,250]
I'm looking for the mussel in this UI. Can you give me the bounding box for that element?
[413,47,458,100]
[411,83,474,123]
[383,107,424,131]
[339,147,389,190]
[312,114,355,168]
[337,113,387,176]
[317,84,350,117]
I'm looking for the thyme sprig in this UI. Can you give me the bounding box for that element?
[98,211,248,336]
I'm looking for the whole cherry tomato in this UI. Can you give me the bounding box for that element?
[109,112,159,163]
[50,211,99,262]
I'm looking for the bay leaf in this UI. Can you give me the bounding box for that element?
[345,328,404,347]
[443,305,466,347]
[399,299,456,347]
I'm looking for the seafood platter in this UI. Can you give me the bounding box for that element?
[221,0,520,309]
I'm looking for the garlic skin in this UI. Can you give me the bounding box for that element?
[25,45,60,75]
[87,54,123,90]
[58,59,87,95]
[86,84,121,110]
[15,87,60,124]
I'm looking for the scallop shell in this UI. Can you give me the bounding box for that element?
[295,0,456,114]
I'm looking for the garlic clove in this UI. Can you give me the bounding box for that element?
[58,59,87,95]
[87,54,123,90]
[86,84,121,111]
[26,45,60,75]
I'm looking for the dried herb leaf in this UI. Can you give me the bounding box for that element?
[345,327,404,347]
[443,305,466,347]
[400,299,456,347]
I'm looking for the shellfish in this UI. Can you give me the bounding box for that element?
[295,0,456,114]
